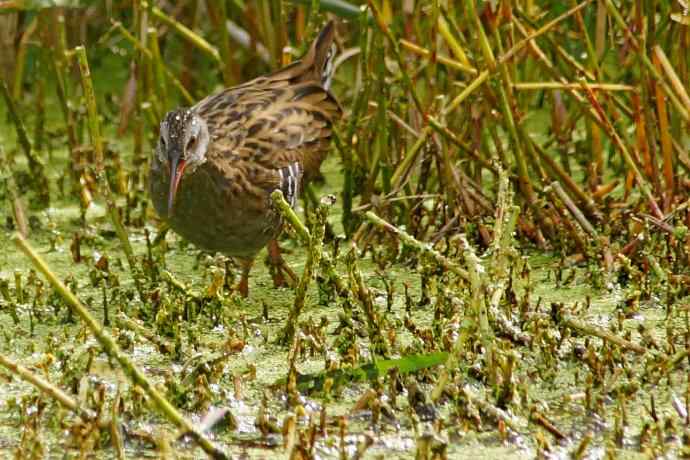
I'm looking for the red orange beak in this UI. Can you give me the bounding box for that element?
[167,156,187,216]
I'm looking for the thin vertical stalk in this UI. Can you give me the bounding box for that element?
[11,16,37,101]
[72,46,144,296]
[0,80,50,206]
[0,146,28,237]
[207,0,234,86]
[580,80,663,219]
[151,6,221,63]
[477,2,552,240]
[148,27,168,112]
[604,0,689,122]
[653,51,674,207]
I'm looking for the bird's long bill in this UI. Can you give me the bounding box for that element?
[167,155,186,216]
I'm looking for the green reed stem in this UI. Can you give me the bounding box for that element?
[0,146,28,237]
[112,21,194,104]
[148,27,169,112]
[481,7,552,240]
[364,211,469,281]
[271,190,311,244]
[73,46,144,296]
[278,196,332,345]
[0,80,50,206]
[0,353,104,426]
[605,0,689,122]
[368,0,424,115]
[289,0,365,20]
[579,79,663,219]
[210,0,234,86]
[12,233,230,460]
[444,0,591,117]
[150,5,221,63]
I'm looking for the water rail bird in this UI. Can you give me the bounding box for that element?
[150,21,341,296]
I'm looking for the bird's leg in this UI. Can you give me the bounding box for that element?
[266,239,298,288]
[237,258,254,297]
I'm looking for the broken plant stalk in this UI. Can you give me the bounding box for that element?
[271,189,311,244]
[552,305,649,355]
[364,211,469,281]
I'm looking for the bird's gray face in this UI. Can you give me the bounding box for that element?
[156,109,210,215]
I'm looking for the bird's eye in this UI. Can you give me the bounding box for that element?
[160,137,167,149]
[187,136,196,150]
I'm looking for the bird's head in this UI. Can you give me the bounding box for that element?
[156,109,210,215]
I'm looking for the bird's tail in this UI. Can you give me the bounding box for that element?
[305,20,337,90]
[267,21,337,89]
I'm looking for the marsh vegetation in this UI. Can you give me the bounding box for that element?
[1,1,690,458]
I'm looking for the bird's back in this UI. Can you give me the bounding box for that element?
[193,20,341,182]
[149,21,342,257]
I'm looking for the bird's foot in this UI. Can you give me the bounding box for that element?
[266,239,298,288]
[235,258,253,297]
[237,276,249,298]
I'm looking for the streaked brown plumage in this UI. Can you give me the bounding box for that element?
[149,21,341,296]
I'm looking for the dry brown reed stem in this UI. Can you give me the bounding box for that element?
[12,233,230,460]
[652,51,675,207]
[603,0,689,122]
[652,46,690,113]
[548,182,597,237]
[531,411,567,440]
[579,80,663,220]
[463,385,525,432]
[115,312,175,354]
[511,12,639,199]
[444,0,591,116]
[528,136,599,219]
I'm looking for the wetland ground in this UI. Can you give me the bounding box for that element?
[2,2,690,459]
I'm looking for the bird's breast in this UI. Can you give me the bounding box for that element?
[149,161,279,257]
